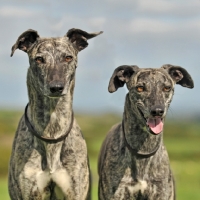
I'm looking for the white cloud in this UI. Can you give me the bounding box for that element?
[88,17,106,30]
[0,6,35,17]
[187,19,200,32]
[129,18,173,34]
[138,0,200,17]
[138,0,175,13]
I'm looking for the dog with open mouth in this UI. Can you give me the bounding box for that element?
[98,64,194,200]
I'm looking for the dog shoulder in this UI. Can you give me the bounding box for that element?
[98,122,122,175]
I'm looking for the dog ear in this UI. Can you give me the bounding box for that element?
[66,28,103,51]
[11,29,40,57]
[108,65,139,93]
[162,64,194,88]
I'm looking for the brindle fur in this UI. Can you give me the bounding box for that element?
[98,65,194,200]
[8,28,102,200]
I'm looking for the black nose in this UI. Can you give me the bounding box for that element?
[49,81,64,94]
[150,105,164,117]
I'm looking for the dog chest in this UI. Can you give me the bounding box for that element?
[21,160,72,199]
[38,168,72,198]
[112,167,148,199]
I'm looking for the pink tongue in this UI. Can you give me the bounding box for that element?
[147,118,163,134]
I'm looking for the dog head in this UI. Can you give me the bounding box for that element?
[108,65,194,135]
[11,29,103,98]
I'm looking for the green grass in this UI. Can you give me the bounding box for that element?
[0,178,9,200]
[0,110,200,200]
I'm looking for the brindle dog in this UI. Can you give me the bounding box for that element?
[8,28,102,200]
[98,65,194,200]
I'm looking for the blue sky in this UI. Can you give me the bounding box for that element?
[0,0,199,118]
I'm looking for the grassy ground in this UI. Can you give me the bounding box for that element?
[0,110,200,199]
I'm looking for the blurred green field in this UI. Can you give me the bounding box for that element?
[0,110,200,200]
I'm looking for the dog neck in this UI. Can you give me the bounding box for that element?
[123,94,162,155]
[26,76,75,140]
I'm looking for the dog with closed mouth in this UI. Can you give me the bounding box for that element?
[98,64,194,200]
[8,28,102,200]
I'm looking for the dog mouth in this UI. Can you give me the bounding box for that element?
[137,107,164,135]
[44,93,66,98]
[146,118,163,135]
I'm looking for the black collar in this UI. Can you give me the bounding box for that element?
[24,104,74,144]
[122,119,160,158]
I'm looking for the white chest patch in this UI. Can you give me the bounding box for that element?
[35,168,71,199]
[128,180,147,194]
[36,170,51,194]
[51,168,71,196]
[113,167,147,198]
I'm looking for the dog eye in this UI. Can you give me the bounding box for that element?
[65,56,73,62]
[35,57,44,64]
[136,86,144,92]
[163,86,171,92]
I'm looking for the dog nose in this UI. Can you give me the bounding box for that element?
[150,105,164,117]
[49,81,64,94]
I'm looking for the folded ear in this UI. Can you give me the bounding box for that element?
[108,65,139,93]
[161,64,194,88]
[66,28,103,51]
[11,29,40,57]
